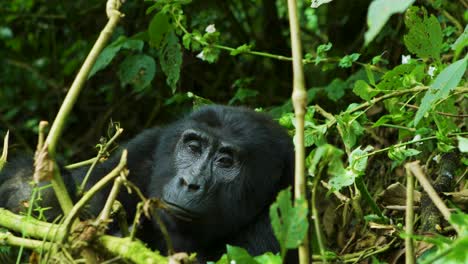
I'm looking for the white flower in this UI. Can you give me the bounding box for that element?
[230,261,236,264]
[401,55,411,64]
[196,51,205,60]
[205,24,216,33]
[427,66,436,78]
[412,134,423,146]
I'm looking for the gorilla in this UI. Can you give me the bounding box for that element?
[0,105,294,262]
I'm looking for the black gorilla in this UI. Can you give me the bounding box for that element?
[0,105,294,262]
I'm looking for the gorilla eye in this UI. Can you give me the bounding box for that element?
[187,140,202,154]
[217,155,234,168]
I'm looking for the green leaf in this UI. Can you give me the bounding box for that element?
[254,252,282,264]
[348,146,374,175]
[226,245,259,264]
[403,6,443,60]
[376,64,416,91]
[89,37,144,78]
[451,25,468,59]
[186,92,214,108]
[269,188,308,258]
[458,136,468,153]
[148,12,171,49]
[314,42,332,65]
[336,113,365,152]
[414,57,467,126]
[160,31,182,93]
[388,146,421,164]
[0,26,13,39]
[338,53,360,68]
[353,80,379,101]
[199,46,220,63]
[228,88,259,105]
[310,0,333,8]
[364,0,415,45]
[325,78,346,101]
[117,54,156,92]
[328,146,373,190]
[230,44,253,56]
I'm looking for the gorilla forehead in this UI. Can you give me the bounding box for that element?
[183,105,288,150]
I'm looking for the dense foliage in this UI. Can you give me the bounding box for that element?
[0,0,467,263]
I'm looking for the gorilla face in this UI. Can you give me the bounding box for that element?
[150,106,294,242]
[162,129,241,219]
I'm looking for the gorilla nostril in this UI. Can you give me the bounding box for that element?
[187,183,200,191]
[179,177,187,186]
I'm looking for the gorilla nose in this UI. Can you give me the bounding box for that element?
[179,177,201,192]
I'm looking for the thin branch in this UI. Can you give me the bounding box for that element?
[0,232,54,251]
[61,150,128,242]
[65,157,98,170]
[404,163,415,264]
[0,130,9,171]
[399,102,468,118]
[80,128,124,194]
[45,0,125,215]
[405,161,461,235]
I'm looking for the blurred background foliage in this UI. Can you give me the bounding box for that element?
[0,0,465,159]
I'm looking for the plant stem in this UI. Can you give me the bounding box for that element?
[45,1,124,215]
[404,163,415,264]
[286,0,310,263]
[406,161,461,234]
[61,150,128,242]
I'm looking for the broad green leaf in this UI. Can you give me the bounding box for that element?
[325,78,346,101]
[458,136,468,153]
[353,80,378,101]
[364,0,415,46]
[89,37,144,78]
[160,31,182,93]
[117,54,156,92]
[414,57,467,126]
[451,25,468,59]
[269,188,308,258]
[254,252,282,264]
[226,245,259,264]
[148,12,171,48]
[403,7,443,60]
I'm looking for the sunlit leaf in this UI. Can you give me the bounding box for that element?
[414,57,467,126]
[364,0,415,45]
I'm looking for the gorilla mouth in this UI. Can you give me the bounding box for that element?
[163,200,200,221]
